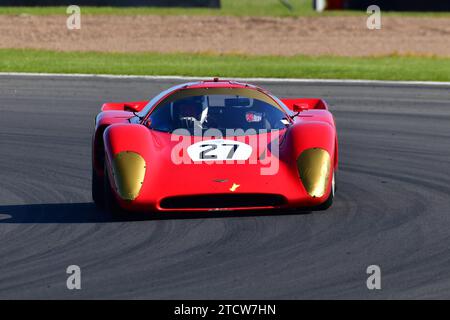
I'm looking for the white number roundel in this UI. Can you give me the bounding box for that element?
[187,139,253,162]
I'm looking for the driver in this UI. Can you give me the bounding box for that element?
[172,96,205,127]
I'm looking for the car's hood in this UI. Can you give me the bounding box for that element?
[138,129,302,201]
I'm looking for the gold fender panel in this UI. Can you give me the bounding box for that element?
[297,148,331,198]
[112,151,146,201]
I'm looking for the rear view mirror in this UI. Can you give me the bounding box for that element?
[225,98,251,107]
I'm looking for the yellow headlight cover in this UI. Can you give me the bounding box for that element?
[112,151,146,201]
[297,148,331,198]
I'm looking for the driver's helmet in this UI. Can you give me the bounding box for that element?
[172,96,205,121]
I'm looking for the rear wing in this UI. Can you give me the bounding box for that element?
[101,101,149,113]
[280,98,328,112]
[101,98,328,113]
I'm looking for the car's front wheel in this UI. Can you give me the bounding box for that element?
[104,164,123,216]
[92,168,104,208]
[312,172,335,211]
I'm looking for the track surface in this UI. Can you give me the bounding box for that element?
[0,75,449,299]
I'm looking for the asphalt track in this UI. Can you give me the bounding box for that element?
[0,75,449,299]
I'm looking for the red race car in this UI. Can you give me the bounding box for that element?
[92,79,338,214]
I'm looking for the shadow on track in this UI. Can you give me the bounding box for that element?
[0,202,312,224]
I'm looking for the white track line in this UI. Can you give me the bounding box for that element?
[1,72,450,87]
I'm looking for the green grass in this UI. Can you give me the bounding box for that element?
[0,0,449,17]
[1,49,449,81]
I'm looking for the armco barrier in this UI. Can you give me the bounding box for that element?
[347,0,450,11]
[0,0,221,7]
[345,0,450,11]
[315,0,450,11]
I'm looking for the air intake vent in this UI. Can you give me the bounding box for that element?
[160,194,286,209]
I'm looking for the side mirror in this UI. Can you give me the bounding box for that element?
[292,103,309,112]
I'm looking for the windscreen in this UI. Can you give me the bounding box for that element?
[147,88,288,136]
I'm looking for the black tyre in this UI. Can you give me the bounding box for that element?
[104,164,123,216]
[92,168,104,208]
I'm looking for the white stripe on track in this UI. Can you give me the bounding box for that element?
[1,72,450,87]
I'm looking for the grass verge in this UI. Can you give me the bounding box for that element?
[1,49,449,81]
[0,0,449,17]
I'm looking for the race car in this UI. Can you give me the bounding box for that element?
[92,79,338,214]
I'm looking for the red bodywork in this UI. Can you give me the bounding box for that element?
[92,80,338,212]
